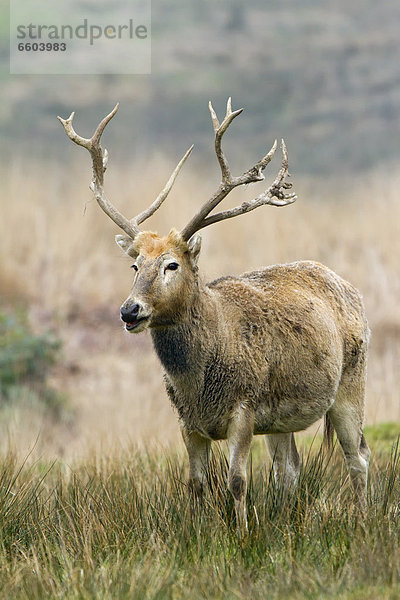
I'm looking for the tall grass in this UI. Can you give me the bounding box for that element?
[0,440,399,599]
[0,157,399,457]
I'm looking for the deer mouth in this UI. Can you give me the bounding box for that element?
[124,316,150,332]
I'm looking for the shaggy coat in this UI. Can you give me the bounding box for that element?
[58,100,370,533]
[155,260,368,440]
[118,229,370,531]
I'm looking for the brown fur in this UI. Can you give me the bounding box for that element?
[132,229,189,258]
[119,230,370,531]
[59,101,369,532]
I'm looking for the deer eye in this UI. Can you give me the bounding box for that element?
[131,264,138,271]
[165,262,179,271]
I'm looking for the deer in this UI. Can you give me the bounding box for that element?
[58,99,370,533]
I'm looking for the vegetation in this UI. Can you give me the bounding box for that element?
[0,310,58,394]
[0,433,399,599]
[0,309,69,426]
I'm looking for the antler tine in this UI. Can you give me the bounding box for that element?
[252,139,278,180]
[91,103,120,147]
[208,101,220,133]
[199,140,297,229]
[134,145,194,227]
[59,104,194,240]
[218,97,244,135]
[57,104,120,185]
[57,111,91,149]
[264,139,297,206]
[181,111,297,241]
[58,105,140,239]
[209,97,243,183]
[180,98,245,241]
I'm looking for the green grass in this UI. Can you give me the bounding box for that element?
[364,423,400,452]
[0,433,400,599]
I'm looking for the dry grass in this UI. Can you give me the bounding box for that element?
[0,439,400,599]
[0,156,399,458]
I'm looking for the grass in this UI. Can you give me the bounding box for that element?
[0,435,399,599]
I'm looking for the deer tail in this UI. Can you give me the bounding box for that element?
[324,412,334,450]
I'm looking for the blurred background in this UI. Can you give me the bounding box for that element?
[0,0,399,459]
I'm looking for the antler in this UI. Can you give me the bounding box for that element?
[57,104,193,239]
[58,100,295,244]
[180,97,297,241]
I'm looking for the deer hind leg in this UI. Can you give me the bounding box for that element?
[227,405,254,535]
[327,361,370,512]
[265,433,301,489]
[181,428,211,498]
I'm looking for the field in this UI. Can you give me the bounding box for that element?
[0,156,399,457]
[0,434,400,599]
[1,154,399,598]
[2,0,400,596]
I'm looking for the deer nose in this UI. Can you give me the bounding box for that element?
[120,303,140,322]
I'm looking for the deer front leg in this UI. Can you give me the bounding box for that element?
[181,427,211,498]
[227,404,254,535]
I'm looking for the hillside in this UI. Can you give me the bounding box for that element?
[1,0,400,174]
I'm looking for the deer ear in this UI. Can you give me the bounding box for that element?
[115,235,139,259]
[187,234,202,268]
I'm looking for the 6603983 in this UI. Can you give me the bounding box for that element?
[17,42,67,51]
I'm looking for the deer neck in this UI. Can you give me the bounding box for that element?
[150,278,216,377]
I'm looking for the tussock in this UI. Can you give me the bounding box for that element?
[0,441,399,598]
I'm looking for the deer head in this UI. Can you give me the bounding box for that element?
[58,99,296,333]
[118,229,202,332]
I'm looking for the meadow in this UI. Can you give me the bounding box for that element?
[0,435,400,599]
[0,155,399,457]
[0,155,399,597]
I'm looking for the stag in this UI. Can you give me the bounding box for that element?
[58,100,370,532]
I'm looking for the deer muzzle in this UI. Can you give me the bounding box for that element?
[120,301,151,333]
